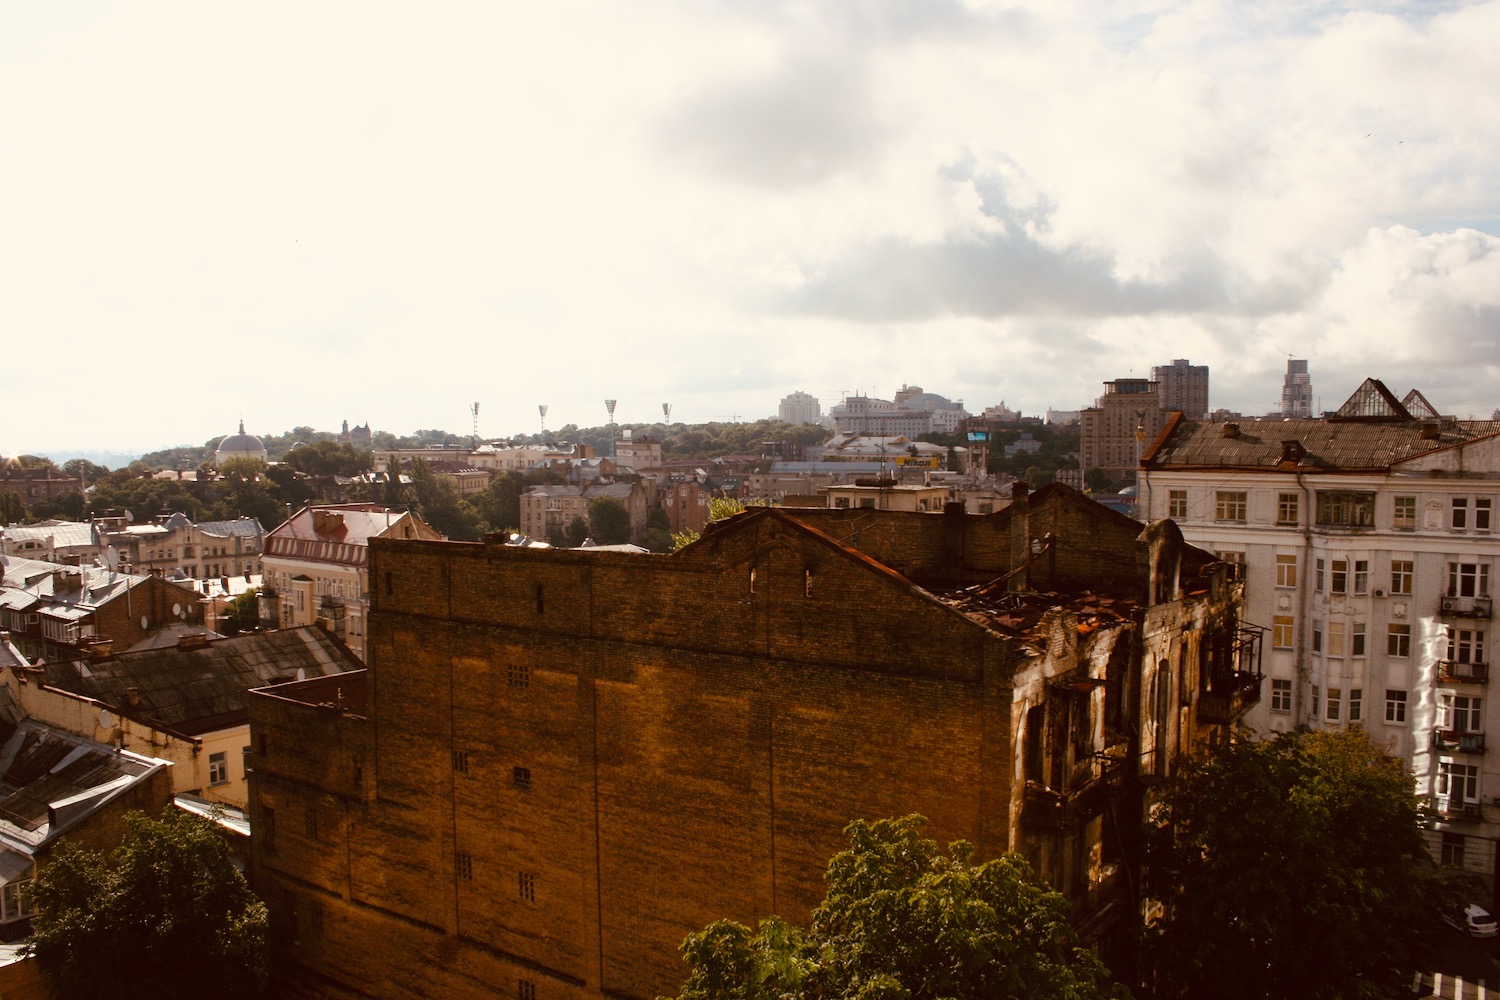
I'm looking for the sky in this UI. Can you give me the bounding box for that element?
[5,1,1500,458]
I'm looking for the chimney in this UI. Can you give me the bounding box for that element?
[943,501,967,566]
[1279,439,1305,464]
[176,632,210,651]
[1222,422,1241,439]
[1008,482,1030,593]
[125,686,141,709]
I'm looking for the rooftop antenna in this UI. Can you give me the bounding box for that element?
[470,402,480,448]
[605,399,618,457]
[539,404,548,440]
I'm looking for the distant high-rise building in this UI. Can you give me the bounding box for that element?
[1079,378,1168,479]
[1281,359,1313,418]
[778,390,822,425]
[1152,358,1209,418]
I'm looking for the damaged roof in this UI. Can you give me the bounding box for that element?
[39,626,360,736]
[932,583,1139,647]
[1144,416,1500,472]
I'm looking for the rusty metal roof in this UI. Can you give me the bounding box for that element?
[41,626,360,736]
[1144,417,1500,472]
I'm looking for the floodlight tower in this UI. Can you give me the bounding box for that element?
[662,403,672,425]
[470,402,480,448]
[605,399,618,457]
[539,404,548,440]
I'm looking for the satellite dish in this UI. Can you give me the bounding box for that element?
[99,709,114,729]
[105,545,120,571]
[296,668,306,682]
[140,616,149,630]
[172,603,182,617]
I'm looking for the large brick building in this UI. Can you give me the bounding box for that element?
[249,485,1258,999]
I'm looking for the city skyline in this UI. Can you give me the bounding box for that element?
[5,2,1499,455]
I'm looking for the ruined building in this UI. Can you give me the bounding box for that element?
[249,484,1258,999]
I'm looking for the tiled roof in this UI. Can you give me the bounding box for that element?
[1144,417,1500,472]
[40,626,360,736]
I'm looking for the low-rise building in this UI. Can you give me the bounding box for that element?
[259,504,443,662]
[5,626,359,810]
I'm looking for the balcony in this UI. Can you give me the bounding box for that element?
[1197,670,1264,724]
[1420,796,1483,824]
[1431,729,1487,753]
[1438,661,1490,685]
[1021,750,1127,832]
[1439,596,1493,619]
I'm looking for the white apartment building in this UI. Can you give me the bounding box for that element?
[1139,379,1500,892]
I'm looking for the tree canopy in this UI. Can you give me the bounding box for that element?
[588,496,631,545]
[29,808,270,1000]
[669,815,1127,1000]
[1144,727,1438,1000]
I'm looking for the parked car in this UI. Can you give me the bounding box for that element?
[1442,903,1499,938]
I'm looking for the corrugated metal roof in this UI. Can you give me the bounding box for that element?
[1145,417,1500,471]
[41,627,359,735]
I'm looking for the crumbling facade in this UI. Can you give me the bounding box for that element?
[249,484,1255,999]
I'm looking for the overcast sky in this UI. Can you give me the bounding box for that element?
[5,1,1499,457]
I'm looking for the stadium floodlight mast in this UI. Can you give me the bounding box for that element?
[539,404,548,439]
[605,400,618,457]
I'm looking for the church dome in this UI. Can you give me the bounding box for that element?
[215,420,268,466]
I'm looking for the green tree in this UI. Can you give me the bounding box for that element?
[0,490,26,524]
[280,440,373,477]
[29,808,269,1000]
[473,471,527,534]
[564,516,590,547]
[1144,728,1438,1000]
[670,815,1126,1000]
[588,496,631,545]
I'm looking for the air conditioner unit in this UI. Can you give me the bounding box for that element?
[1476,597,1493,618]
[1442,597,1461,613]
[1374,588,1386,598]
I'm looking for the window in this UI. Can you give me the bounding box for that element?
[456,852,474,881]
[1316,491,1375,527]
[513,766,532,791]
[1442,831,1466,866]
[1315,559,1326,592]
[1449,562,1491,598]
[518,981,537,1000]
[1326,687,1342,721]
[1349,688,1363,722]
[834,497,850,509]
[1277,493,1299,525]
[1272,615,1294,649]
[262,807,276,852]
[1271,679,1292,712]
[1276,554,1298,588]
[1352,622,1366,656]
[243,745,252,778]
[1330,559,1348,594]
[209,752,229,786]
[452,751,470,775]
[1327,621,1345,656]
[309,899,324,933]
[508,664,531,688]
[1168,490,1187,519]
[1441,693,1483,732]
[1447,627,1486,665]
[1215,491,1247,522]
[1312,623,1322,653]
[1353,560,1369,595]
[1311,685,1320,717]
[1388,624,1411,657]
[1215,551,1245,579]
[1,878,34,922]
[1439,761,1480,803]
[306,803,318,839]
[1453,498,1469,530]
[518,872,536,902]
[1385,689,1407,723]
[1391,560,1413,595]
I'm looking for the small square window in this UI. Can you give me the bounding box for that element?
[452,750,470,775]
[513,766,532,791]
[1168,490,1187,519]
[1385,689,1407,723]
[1271,678,1292,713]
[518,871,536,902]
[456,852,474,881]
[518,981,537,1000]
[209,752,229,786]
[508,664,531,688]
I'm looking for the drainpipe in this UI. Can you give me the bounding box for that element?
[1295,471,1314,723]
